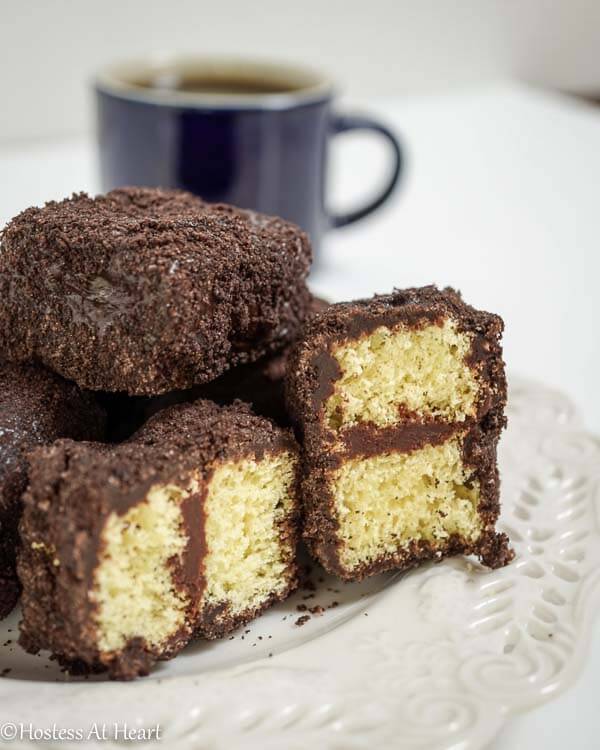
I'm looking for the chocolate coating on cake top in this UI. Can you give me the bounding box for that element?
[0,187,312,395]
[0,362,106,619]
[131,398,298,466]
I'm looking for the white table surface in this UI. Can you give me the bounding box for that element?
[0,81,598,748]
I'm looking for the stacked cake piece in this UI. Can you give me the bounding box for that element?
[285,287,513,580]
[0,187,312,395]
[0,187,512,680]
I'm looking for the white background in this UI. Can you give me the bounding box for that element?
[2,0,600,142]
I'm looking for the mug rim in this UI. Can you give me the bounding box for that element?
[95,55,335,110]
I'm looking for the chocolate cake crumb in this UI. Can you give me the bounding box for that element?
[295,615,311,627]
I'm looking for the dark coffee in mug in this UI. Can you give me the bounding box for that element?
[95,57,402,257]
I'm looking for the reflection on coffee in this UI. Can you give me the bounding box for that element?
[134,73,298,96]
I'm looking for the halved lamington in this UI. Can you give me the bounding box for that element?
[131,400,299,639]
[286,286,513,581]
[18,400,299,678]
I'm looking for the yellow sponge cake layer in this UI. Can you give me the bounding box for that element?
[202,451,298,626]
[332,438,481,571]
[325,318,478,430]
[18,441,205,679]
[93,481,197,654]
[130,399,301,640]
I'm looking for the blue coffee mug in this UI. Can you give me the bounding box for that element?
[95,57,402,255]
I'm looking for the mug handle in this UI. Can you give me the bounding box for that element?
[328,113,403,229]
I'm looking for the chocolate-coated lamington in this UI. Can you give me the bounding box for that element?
[18,400,299,679]
[0,187,312,396]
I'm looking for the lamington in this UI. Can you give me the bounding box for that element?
[0,362,105,619]
[18,400,300,679]
[0,187,312,396]
[286,286,513,581]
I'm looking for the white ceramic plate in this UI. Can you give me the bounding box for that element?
[1,376,599,749]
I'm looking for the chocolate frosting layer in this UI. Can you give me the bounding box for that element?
[339,421,464,459]
[0,187,312,395]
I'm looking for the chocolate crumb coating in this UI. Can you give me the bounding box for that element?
[98,295,331,441]
[0,187,312,395]
[18,400,300,678]
[131,398,297,465]
[0,363,105,619]
[285,286,513,580]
